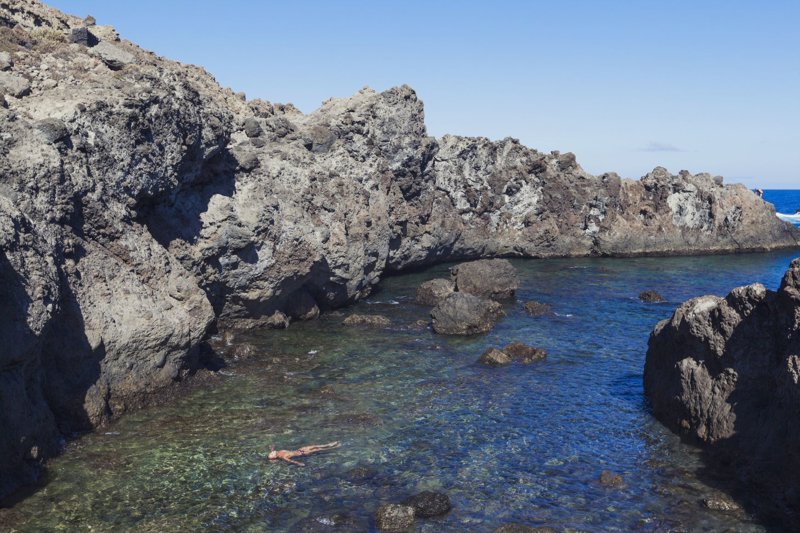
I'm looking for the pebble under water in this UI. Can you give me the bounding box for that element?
[4,251,800,532]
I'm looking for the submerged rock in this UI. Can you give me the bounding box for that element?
[402,490,452,517]
[523,301,552,317]
[702,495,743,513]
[639,290,665,303]
[644,259,800,526]
[502,342,547,363]
[290,512,365,532]
[493,525,556,533]
[375,504,415,532]
[415,278,455,306]
[342,314,390,328]
[431,293,505,335]
[451,259,519,300]
[599,470,624,488]
[478,348,512,367]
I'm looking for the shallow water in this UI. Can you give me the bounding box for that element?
[5,250,800,532]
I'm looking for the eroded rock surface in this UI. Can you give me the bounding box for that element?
[1,0,799,499]
[644,258,800,526]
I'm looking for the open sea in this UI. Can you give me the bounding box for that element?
[764,189,800,227]
[2,191,799,532]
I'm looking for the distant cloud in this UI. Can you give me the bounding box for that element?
[639,141,684,152]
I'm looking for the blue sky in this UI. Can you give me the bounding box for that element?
[49,1,799,188]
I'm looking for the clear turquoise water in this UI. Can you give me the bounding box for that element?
[4,250,800,532]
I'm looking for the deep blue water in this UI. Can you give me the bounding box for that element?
[763,189,800,226]
[6,249,800,532]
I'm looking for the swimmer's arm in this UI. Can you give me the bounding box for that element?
[282,456,305,466]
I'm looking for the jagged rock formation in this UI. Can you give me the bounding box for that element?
[644,259,800,526]
[1,0,799,498]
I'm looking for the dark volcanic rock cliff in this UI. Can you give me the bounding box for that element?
[1,0,799,497]
[644,259,800,525]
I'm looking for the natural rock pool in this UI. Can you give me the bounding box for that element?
[4,251,799,532]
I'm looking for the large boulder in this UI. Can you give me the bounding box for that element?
[451,259,519,299]
[431,293,505,335]
[644,259,800,526]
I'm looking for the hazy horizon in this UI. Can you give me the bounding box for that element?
[48,0,799,188]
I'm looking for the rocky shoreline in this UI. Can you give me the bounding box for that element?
[2,0,799,501]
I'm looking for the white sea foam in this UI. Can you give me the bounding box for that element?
[777,212,800,225]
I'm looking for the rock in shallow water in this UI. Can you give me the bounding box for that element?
[478,348,512,366]
[493,525,556,533]
[523,301,552,317]
[599,470,624,487]
[502,342,547,363]
[702,495,743,513]
[342,314,390,328]
[451,259,519,300]
[431,293,505,335]
[402,490,452,517]
[639,290,665,303]
[375,504,415,532]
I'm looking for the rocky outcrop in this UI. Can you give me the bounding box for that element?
[644,258,800,526]
[1,0,799,500]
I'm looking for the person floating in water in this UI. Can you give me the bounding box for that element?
[267,441,341,466]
